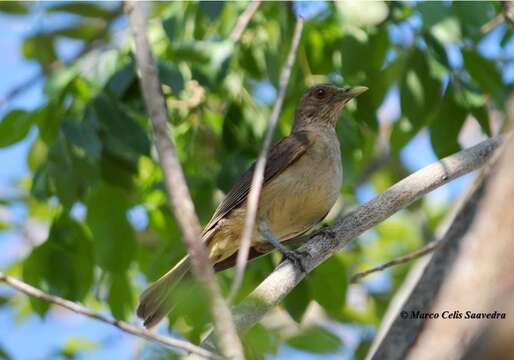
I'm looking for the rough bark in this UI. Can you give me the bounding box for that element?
[405,133,514,359]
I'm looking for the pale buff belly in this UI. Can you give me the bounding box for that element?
[207,135,342,263]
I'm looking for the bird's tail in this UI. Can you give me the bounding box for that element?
[137,255,191,328]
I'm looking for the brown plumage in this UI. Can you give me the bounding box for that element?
[137,83,368,328]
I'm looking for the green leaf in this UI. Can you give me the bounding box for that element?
[417,2,450,28]
[307,257,347,318]
[462,49,504,103]
[46,136,80,207]
[336,1,388,27]
[169,41,233,76]
[0,2,28,15]
[157,60,185,94]
[199,1,225,21]
[0,110,33,148]
[0,343,12,360]
[429,88,467,158]
[453,1,496,39]
[471,106,491,137]
[423,32,450,68]
[47,2,119,19]
[60,337,97,359]
[86,183,136,274]
[45,66,78,98]
[35,102,66,144]
[51,21,107,41]
[108,273,134,320]
[61,109,102,161]
[341,30,390,81]
[162,15,178,43]
[454,83,491,136]
[23,214,94,310]
[243,324,279,359]
[31,165,51,201]
[283,280,310,322]
[216,153,251,194]
[391,48,441,153]
[287,327,342,354]
[91,94,151,170]
[22,34,58,71]
[107,62,136,98]
[168,279,211,342]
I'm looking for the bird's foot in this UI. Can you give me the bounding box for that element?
[281,248,309,273]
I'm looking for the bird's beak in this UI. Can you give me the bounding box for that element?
[334,86,368,104]
[346,86,368,98]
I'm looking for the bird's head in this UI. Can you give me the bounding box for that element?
[293,84,368,131]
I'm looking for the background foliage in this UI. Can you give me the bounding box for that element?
[0,1,511,359]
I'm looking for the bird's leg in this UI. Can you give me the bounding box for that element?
[258,221,307,273]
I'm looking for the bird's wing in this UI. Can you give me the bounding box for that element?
[202,130,315,236]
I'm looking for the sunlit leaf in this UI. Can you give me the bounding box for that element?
[108,273,134,320]
[336,1,388,27]
[47,2,120,19]
[22,34,58,71]
[44,66,78,98]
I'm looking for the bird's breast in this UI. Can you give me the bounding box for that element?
[258,130,342,240]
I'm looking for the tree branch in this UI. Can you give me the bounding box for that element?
[366,166,495,359]
[0,273,220,360]
[124,2,244,359]
[405,133,514,359]
[350,239,442,283]
[228,17,304,302]
[226,135,502,335]
[229,0,262,43]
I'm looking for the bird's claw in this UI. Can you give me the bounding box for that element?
[281,249,308,273]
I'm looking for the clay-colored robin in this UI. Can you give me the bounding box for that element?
[137,83,368,328]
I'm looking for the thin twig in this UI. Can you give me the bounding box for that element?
[480,13,504,34]
[229,0,262,43]
[124,2,244,359]
[350,239,442,283]
[0,273,220,360]
[227,17,304,302]
[502,1,514,27]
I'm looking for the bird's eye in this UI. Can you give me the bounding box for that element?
[315,88,326,99]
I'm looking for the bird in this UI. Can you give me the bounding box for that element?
[137,83,368,328]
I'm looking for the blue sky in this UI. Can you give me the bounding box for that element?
[0,2,510,359]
